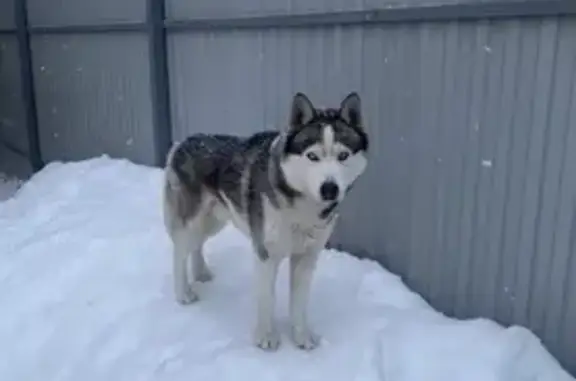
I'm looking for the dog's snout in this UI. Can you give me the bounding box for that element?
[320,181,339,201]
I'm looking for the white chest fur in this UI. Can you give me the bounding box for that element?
[262,197,337,257]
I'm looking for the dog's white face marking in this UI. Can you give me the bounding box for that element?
[281,124,367,204]
[322,125,335,153]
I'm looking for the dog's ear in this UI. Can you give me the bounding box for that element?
[339,92,363,128]
[289,93,316,130]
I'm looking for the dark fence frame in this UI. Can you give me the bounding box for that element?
[0,0,575,172]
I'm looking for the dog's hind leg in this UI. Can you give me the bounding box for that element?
[191,211,225,283]
[190,244,213,283]
[163,143,219,304]
[171,224,201,305]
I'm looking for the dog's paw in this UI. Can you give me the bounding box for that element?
[254,328,281,351]
[195,268,214,283]
[291,326,321,351]
[175,286,198,305]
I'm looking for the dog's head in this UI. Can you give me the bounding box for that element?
[276,92,368,204]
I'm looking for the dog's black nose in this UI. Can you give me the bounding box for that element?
[320,181,339,201]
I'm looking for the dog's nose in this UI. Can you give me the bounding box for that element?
[320,181,339,201]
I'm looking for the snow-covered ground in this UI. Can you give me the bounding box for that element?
[0,156,573,381]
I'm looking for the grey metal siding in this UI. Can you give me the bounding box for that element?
[168,30,278,140]
[168,16,576,374]
[0,145,32,178]
[0,36,28,154]
[30,34,157,165]
[168,27,369,141]
[0,0,15,29]
[331,17,576,374]
[26,0,145,27]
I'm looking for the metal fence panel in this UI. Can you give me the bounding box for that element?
[26,0,146,27]
[0,145,32,178]
[527,17,575,339]
[168,27,370,140]
[167,15,576,374]
[168,31,271,140]
[495,20,539,324]
[541,18,576,372]
[30,34,157,165]
[333,17,575,375]
[0,36,28,155]
[0,0,15,29]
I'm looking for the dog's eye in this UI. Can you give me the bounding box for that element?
[306,152,320,162]
[337,152,350,162]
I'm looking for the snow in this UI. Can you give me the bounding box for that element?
[0,156,573,381]
[482,159,494,168]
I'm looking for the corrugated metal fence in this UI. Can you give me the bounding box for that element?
[1,0,575,375]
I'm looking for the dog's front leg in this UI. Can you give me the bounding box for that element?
[253,247,282,351]
[289,250,320,350]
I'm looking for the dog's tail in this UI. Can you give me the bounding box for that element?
[162,140,201,232]
[164,140,202,192]
[164,141,185,191]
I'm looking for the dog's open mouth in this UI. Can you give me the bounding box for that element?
[319,201,339,220]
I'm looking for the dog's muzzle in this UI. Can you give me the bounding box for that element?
[319,201,339,220]
[319,180,339,201]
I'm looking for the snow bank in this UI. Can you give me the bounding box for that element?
[0,156,572,381]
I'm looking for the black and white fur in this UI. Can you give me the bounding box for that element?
[162,92,368,351]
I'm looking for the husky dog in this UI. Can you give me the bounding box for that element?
[162,92,368,351]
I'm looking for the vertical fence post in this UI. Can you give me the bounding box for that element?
[14,0,43,171]
[147,0,172,167]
